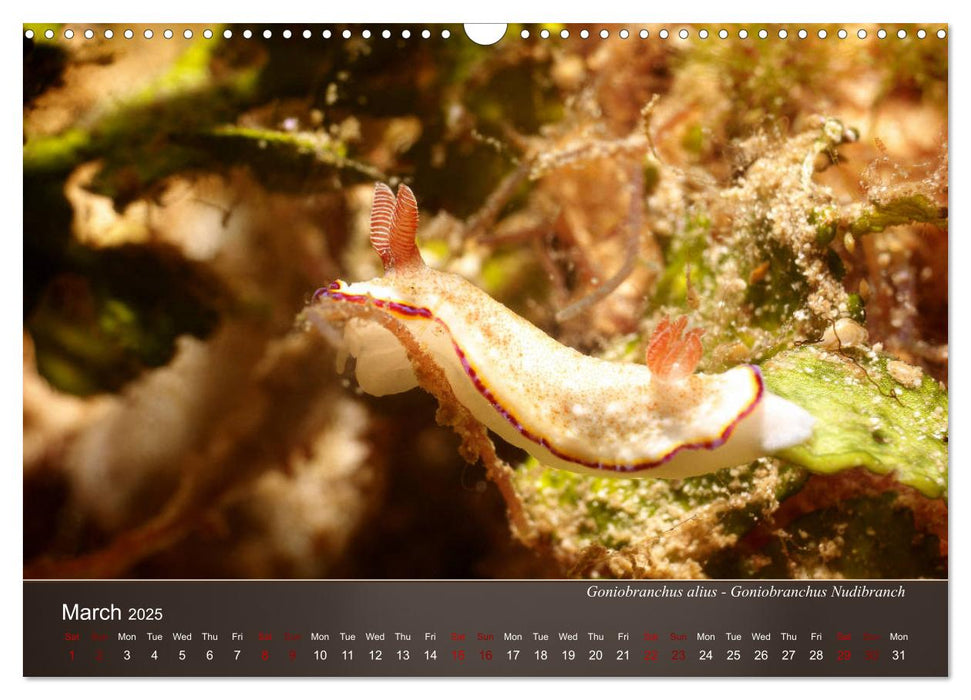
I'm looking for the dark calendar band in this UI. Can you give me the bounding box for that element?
[24,580,946,677]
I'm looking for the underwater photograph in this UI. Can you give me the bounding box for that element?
[24,23,947,580]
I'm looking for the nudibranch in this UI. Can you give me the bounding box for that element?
[306,183,815,479]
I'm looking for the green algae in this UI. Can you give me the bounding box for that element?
[515,457,807,553]
[763,344,948,499]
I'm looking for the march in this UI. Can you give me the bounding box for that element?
[62,603,122,621]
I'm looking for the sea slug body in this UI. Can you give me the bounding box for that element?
[306,183,816,479]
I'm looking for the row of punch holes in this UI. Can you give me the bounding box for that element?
[25,25,947,43]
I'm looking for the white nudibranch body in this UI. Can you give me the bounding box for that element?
[308,183,815,479]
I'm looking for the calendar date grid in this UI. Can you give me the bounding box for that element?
[26,580,944,677]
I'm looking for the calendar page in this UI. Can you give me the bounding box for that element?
[22,20,948,679]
